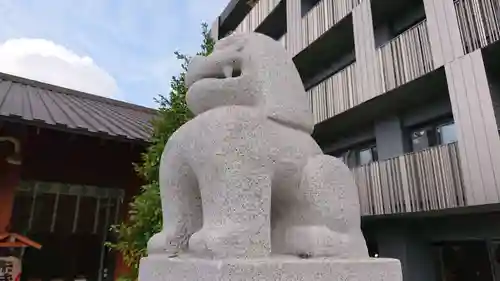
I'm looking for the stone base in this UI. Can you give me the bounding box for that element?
[139,255,402,281]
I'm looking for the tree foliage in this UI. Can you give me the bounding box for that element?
[107,23,215,280]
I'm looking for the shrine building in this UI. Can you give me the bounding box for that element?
[0,72,156,281]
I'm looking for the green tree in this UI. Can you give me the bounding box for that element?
[107,22,215,280]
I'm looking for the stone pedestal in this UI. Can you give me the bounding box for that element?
[139,255,402,281]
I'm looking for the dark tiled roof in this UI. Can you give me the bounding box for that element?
[0,72,157,142]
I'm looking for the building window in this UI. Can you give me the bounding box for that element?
[411,120,457,152]
[358,145,378,166]
[437,122,458,145]
[411,126,435,152]
[432,241,495,281]
[301,0,321,16]
[330,142,378,168]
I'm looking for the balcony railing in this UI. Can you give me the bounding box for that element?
[352,142,466,216]
[377,19,434,93]
[308,62,357,123]
[454,0,500,54]
[301,0,361,49]
[235,0,282,33]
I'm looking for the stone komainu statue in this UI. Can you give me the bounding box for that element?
[147,32,369,260]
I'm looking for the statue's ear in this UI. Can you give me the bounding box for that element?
[215,33,249,53]
[259,40,315,134]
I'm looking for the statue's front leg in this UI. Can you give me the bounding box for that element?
[147,145,201,256]
[188,154,273,259]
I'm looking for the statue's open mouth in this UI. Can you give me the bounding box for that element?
[222,65,242,79]
[186,57,243,89]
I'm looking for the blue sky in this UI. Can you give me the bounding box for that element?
[0,0,228,108]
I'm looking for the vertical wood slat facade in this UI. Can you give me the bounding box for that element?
[279,33,287,49]
[300,0,361,48]
[423,0,465,68]
[234,0,282,33]
[378,20,434,93]
[216,0,500,211]
[304,3,437,123]
[286,0,361,57]
[353,1,381,103]
[352,142,466,216]
[454,0,500,54]
[445,50,500,205]
[308,62,357,123]
[286,0,303,57]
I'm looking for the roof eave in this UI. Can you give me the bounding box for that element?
[0,116,153,145]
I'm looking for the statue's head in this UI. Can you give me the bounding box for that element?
[185,32,314,133]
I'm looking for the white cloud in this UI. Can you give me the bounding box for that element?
[0,0,230,107]
[0,38,119,98]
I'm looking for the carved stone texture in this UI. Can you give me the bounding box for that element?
[147,32,368,260]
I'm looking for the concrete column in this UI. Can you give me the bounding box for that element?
[423,0,464,68]
[374,116,406,160]
[352,0,382,102]
[376,225,437,281]
[446,50,500,205]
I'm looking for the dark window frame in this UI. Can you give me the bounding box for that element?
[301,0,321,17]
[408,117,457,152]
[331,140,378,167]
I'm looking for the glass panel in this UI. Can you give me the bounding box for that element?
[412,127,432,152]
[11,191,34,233]
[438,122,458,145]
[31,194,57,233]
[371,146,379,162]
[54,195,76,234]
[358,148,373,166]
[77,197,98,234]
[490,241,500,281]
[301,0,321,16]
[439,241,494,281]
[412,129,429,152]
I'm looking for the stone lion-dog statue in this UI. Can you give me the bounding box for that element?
[147,32,368,260]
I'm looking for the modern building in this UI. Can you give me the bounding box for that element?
[210,0,500,280]
[0,72,156,281]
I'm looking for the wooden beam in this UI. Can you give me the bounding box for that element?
[11,234,42,249]
[0,233,42,249]
[0,241,41,249]
[0,242,26,247]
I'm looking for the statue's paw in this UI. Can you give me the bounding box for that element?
[189,224,269,259]
[188,228,217,258]
[147,231,189,256]
[283,225,366,258]
[147,231,168,254]
[189,227,242,259]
